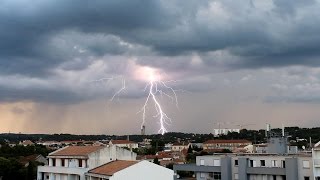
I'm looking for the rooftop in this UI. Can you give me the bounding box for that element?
[202,153,312,157]
[88,160,138,176]
[49,146,104,157]
[203,139,252,144]
[110,140,136,144]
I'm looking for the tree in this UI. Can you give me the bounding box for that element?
[153,157,160,165]
[187,146,193,153]
[221,149,232,153]
[26,161,35,180]
[166,163,174,170]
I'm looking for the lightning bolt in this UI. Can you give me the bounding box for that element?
[94,68,179,135]
[110,78,126,102]
[138,78,178,135]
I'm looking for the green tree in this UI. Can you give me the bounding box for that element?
[166,163,174,170]
[153,157,160,165]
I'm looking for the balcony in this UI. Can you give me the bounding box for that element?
[38,165,89,175]
[247,167,285,175]
[173,164,221,172]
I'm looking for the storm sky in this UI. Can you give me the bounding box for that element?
[2,0,320,134]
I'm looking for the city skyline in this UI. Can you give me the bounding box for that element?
[2,0,320,134]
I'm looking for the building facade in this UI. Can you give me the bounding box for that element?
[313,142,320,180]
[213,129,240,137]
[86,160,173,180]
[109,140,139,149]
[203,140,252,152]
[37,145,136,180]
[174,153,313,180]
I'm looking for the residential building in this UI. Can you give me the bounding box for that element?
[203,140,252,152]
[213,129,240,137]
[19,154,47,167]
[86,160,173,180]
[312,141,320,180]
[37,145,136,180]
[109,140,138,149]
[174,153,313,180]
[20,140,34,146]
[171,142,190,152]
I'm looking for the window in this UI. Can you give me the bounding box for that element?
[209,172,213,178]
[200,159,205,166]
[303,160,310,168]
[78,159,82,167]
[249,160,256,167]
[234,173,239,180]
[200,172,205,178]
[304,177,310,180]
[52,158,56,166]
[213,172,221,180]
[260,160,265,167]
[213,159,221,166]
[235,160,238,166]
[61,159,65,167]
[281,160,285,168]
[273,175,277,180]
[271,160,277,167]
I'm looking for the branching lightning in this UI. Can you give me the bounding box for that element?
[110,78,126,102]
[95,66,179,135]
[138,77,178,135]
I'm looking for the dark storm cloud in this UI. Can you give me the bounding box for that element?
[0,0,175,76]
[2,0,320,103]
[2,0,320,73]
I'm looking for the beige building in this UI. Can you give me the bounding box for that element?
[171,142,190,152]
[109,140,138,149]
[203,139,252,151]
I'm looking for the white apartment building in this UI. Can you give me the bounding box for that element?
[86,160,174,180]
[37,145,136,180]
[213,129,240,137]
[313,142,320,180]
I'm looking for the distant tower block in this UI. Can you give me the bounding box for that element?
[141,125,146,135]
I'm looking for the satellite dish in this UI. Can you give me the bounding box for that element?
[302,146,305,150]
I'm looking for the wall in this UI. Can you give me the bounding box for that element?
[110,161,173,180]
[87,145,136,169]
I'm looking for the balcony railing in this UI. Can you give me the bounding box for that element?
[38,165,88,175]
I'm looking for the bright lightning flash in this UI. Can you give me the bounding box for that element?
[137,67,178,135]
[95,66,179,135]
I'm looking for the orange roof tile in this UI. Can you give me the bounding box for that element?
[111,140,136,144]
[49,146,104,156]
[89,160,138,176]
[203,139,251,144]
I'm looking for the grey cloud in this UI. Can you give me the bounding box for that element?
[3,0,320,104]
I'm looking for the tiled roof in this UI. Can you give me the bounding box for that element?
[172,142,188,146]
[89,160,138,176]
[49,146,104,156]
[18,154,41,165]
[203,139,251,144]
[110,140,136,144]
